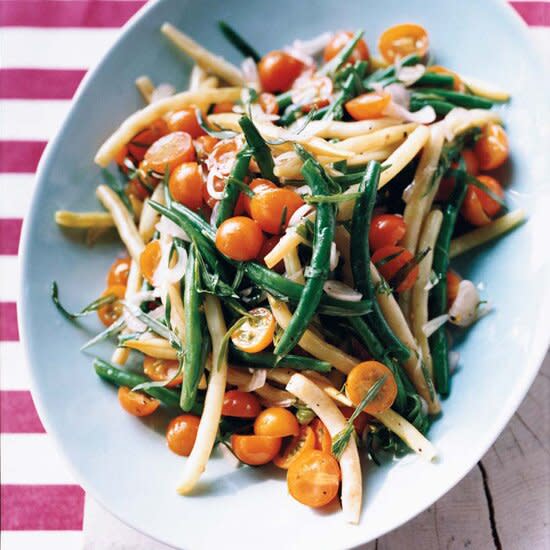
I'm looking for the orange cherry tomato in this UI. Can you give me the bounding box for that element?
[215,216,265,261]
[258,92,279,115]
[474,123,509,171]
[254,407,300,437]
[107,257,131,287]
[378,23,429,63]
[143,356,182,388]
[273,425,316,469]
[446,270,462,310]
[143,131,196,174]
[345,92,390,120]
[126,119,168,163]
[231,434,282,465]
[140,239,162,285]
[287,450,341,508]
[436,149,479,202]
[250,188,304,234]
[222,390,262,418]
[231,307,276,353]
[311,418,332,453]
[169,162,204,211]
[213,102,235,114]
[345,361,398,415]
[323,30,370,64]
[117,386,160,417]
[371,245,419,293]
[241,178,278,216]
[258,51,304,93]
[97,284,126,327]
[166,414,200,456]
[164,108,205,138]
[194,135,219,159]
[340,406,370,437]
[427,65,465,92]
[369,214,407,252]
[461,175,504,227]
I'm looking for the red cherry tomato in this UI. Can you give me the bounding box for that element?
[369,214,407,251]
[222,390,262,418]
[258,51,304,93]
[461,175,504,227]
[371,245,419,293]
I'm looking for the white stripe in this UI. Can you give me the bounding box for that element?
[1,28,119,69]
[0,256,20,302]
[0,174,35,217]
[0,100,71,141]
[1,434,77,484]
[0,532,83,550]
[0,343,31,389]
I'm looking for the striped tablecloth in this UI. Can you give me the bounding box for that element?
[0,2,548,549]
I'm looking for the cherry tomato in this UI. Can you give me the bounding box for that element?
[126,119,168,163]
[169,162,204,211]
[231,434,282,465]
[311,418,332,453]
[127,177,150,201]
[258,92,279,115]
[222,390,262,418]
[203,139,240,207]
[140,239,162,285]
[254,407,299,437]
[287,450,341,508]
[118,386,160,417]
[258,51,304,93]
[461,175,504,227]
[340,406,370,437]
[212,102,235,114]
[369,214,407,251]
[290,72,333,113]
[446,270,462,310]
[345,92,391,120]
[194,135,219,159]
[166,414,200,456]
[231,307,276,353]
[371,245,419,293]
[345,361,398,415]
[240,178,278,216]
[143,356,182,388]
[273,425,316,469]
[107,257,131,287]
[164,108,205,138]
[474,123,509,171]
[427,65,465,92]
[378,23,429,63]
[143,131,196,174]
[436,149,479,202]
[215,216,265,261]
[97,284,125,327]
[323,30,370,64]
[250,188,304,234]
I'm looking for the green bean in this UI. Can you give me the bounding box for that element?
[429,168,468,396]
[218,21,261,62]
[180,245,207,411]
[275,91,293,111]
[93,358,203,415]
[318,30,364,77]
[410,97,455,116]
[274,159,335,357]
[239,116,277,182]
[215,147,252,226]
[413,88,494,109]
[150,199,372,316]
[350,161,410,362]
[230,348,331,373]
[415,72,454,88]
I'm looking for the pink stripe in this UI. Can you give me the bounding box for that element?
[0,0,145,28]
[1,485,85,530]
[0,69,86,100]
[511,1,550,25]
[0,141,46,173]
[0,218,22,255]
[0,302,19,341]
[0,391,45,433]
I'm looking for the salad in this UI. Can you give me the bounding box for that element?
[53,21,525,523]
